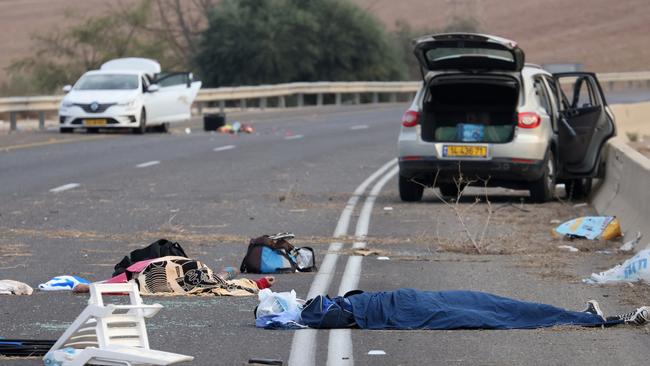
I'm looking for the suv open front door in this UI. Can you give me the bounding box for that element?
[554,72,615,177]
[150,72,202,123]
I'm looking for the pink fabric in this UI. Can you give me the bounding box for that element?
[105,259,157,283]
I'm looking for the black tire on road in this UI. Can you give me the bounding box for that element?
[59,128,73,133]
[155,122,170,133]
[565,178,593,200]
[399,175,424,202]
[438,183,459,198]
[529,150,556,203]
[133,109,146,134]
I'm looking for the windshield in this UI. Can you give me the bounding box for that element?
[74,74,139,90]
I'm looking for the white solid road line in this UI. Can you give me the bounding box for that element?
[49,183,80,193]
[327,166,399,366]
[136,160,160,168]
[288,158,397,366]
[213,145,236,152]
[349,124,369,130]
[284,134,304,140]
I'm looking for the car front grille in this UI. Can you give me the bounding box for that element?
[73,103,116,113]
[70,118,120,125]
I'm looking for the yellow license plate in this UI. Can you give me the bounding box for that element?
[443,145,488,158]
[84,119,107,126]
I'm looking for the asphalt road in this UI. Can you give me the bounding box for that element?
[1,103,649,366]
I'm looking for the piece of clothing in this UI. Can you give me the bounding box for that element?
[0,279,34,295]
[300,294,357,329]
[256,309,306,330]
[107,256,260,296]
[113,239,188,277]
[345,289,622,330]
[38,276,89,291]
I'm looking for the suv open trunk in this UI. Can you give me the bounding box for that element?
[421,75,520,143]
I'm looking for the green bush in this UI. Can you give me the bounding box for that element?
[195,0,407,87]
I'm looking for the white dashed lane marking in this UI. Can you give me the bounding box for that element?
[349,124,369,130]
[136,160,160,168]
[284,135,304,140]
[49,183,80,193]
[213,145,236,152]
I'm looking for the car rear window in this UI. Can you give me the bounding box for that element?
[426,47,515,63]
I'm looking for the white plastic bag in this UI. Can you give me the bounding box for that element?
[255,289,304,318]
[584,248,650,284]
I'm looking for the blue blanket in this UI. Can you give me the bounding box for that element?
[346,289,617,330]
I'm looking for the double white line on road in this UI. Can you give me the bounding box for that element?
[288,158,398,366]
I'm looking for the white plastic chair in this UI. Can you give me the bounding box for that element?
[44,282,193,366]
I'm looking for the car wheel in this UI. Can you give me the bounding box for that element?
[438,183,459,198]
[399,175,424,202]
[155,122,170,133]
[565,178,593,200]
[133,109,146,134]
[529,151,556,203]
[59,127,73,133]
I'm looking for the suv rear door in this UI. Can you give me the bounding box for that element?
[413,33,525,73]
[553,72,615,176]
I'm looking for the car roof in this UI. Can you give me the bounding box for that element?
[83,70,143,76]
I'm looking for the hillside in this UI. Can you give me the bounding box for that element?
[1,0,649,86]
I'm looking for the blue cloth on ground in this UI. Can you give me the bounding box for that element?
[256,309,306,330]
[38,276,90,291]
[346,289,620,330]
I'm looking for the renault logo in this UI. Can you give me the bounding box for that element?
[90,102,99,112]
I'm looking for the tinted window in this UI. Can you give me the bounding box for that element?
[426,47,514,63]
[534,80,551,115]
[75,74,139,90]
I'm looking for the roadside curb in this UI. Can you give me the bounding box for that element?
[591,137,650,250]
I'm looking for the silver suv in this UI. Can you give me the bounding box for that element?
[398,33,615,202]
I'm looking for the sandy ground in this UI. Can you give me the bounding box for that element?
[1,0,650,86]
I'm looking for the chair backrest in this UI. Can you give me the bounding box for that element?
[89,283,151,349]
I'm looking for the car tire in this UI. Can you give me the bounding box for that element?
[133,109,146,134]
[59,127,73,133]
[529,151,556,203]
[438,183,459,198]
[86,128,99,134]
[565,178,593,200]
[399,175,424,202]
[156,122,170,133]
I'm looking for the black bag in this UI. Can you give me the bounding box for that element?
[112,239,188,277]
[240,235,317,274]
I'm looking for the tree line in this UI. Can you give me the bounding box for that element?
[0,0,478,96]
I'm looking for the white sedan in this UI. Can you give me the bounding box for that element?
[58,58,201,134]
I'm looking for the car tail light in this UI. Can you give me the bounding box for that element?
[401,110,419,127]
[518,112,541,128]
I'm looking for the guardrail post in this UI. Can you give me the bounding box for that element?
[372,93,379,104]
[316,93,323,106]
[353,93,360,105]
[240,98,247,111]
[297,94,304,108]
[389,93,397,103]
[38,111,45,130]
[219,100,225,113]
[279,96,286,108]
[260,97,267,110]
[10,112,17,132]
[335,93,342,106]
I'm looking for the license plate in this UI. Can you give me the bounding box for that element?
[443,145,488,158]
[84,119,107,126]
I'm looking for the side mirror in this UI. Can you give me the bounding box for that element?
[147,84,160,93]
[62,85,72,93]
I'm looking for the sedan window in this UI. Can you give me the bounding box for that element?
[75,74,139,90]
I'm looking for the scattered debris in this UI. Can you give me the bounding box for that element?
[184,127,192,134]
[549,219,561,224]
[596,250,613,255]
[353,248,389,257]
[383,207,393,211]
[620,232,642,252]
[368,350,386,355]
[217,121,254,134]
[249,358,283,365]
[289,209,307,213]
[584,249,650,284]
[557,245,579,252]
[572,203,588,208]
[0,279,33,295]
[38,275,90,291]
[555,216,622,240]
[377,256,390,261]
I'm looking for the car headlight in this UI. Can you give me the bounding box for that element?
[117,99,136,107]
[61,101,74,108]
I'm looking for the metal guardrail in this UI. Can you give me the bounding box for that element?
[2,72,650,131]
